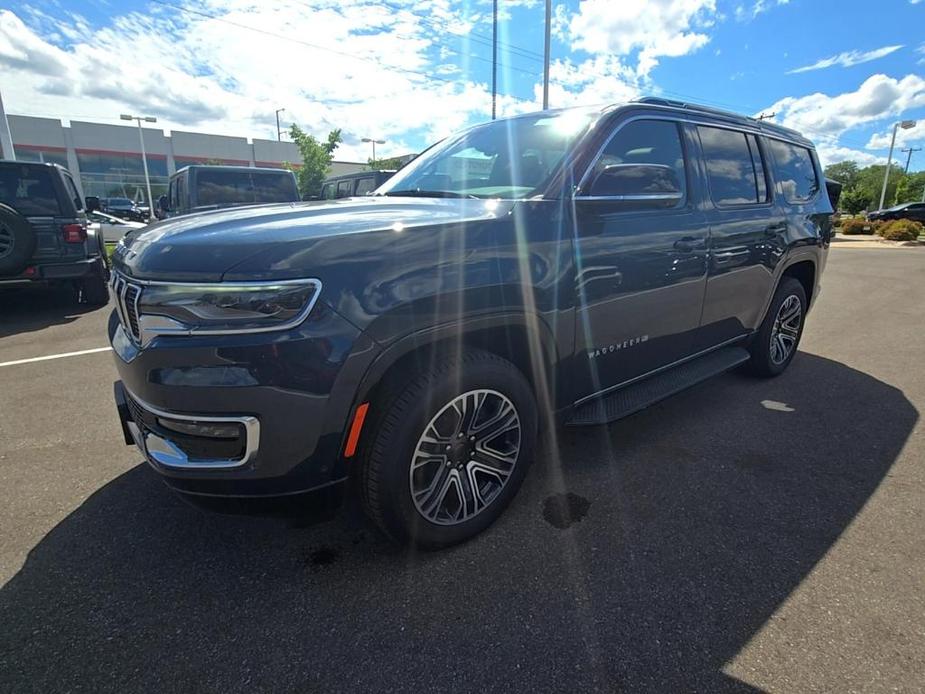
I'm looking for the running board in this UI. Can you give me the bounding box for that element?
[566,346,751,426]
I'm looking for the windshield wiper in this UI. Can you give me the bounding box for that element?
[380,189,480,199]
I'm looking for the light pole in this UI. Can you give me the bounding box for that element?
[0,88,15,160]
[362,137,385,163]
[275,108,286,141]
[491,0,497,119]
[120,114,156,222]
[877,119,916,211]
[542,0,551,110]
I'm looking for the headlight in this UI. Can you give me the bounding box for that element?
[134,279,322,343]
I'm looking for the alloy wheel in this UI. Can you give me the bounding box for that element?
[409,389,521,526]
[770,294,802,365]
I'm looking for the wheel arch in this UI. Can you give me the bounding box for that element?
[780,258,816,308]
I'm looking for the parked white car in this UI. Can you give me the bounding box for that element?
[87,210,146,242]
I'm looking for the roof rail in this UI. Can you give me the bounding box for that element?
[635,96,755,122]
[634,96,806,141]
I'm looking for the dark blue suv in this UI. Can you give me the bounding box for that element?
[109,99,834,548]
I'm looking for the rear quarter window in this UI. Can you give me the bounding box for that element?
[768,139,819,203]
[252,172,298,203]
[0,165,63,216]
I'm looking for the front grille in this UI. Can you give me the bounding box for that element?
[111,272,142,342]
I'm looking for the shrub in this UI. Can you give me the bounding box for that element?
[878,219,924,242]
[840,218,874,235]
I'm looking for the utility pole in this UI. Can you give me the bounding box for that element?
[491,0,497,119]
[120,114,157,222]
[0,89,15,160]
[542,0,551,110]
[878,120,917,211]
[901,147,921,174]
[275,108,286,141]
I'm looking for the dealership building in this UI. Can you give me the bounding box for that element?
[1,114,368,201]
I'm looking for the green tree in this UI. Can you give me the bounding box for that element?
[824,160,860,190]
[855,164,904,210]
[839,187,871,215]
[894,171,925,204]
[368,156,406,171]
[288,125,342,198]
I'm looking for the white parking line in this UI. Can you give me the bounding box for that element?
[0,346,112,368]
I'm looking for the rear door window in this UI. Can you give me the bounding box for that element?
[0,165,62,216]
[336,180,353,198]
[767,139,819,203]
[252,172,298,203]
[698,126,767,206]
[196,170,255,206]
[354,177,377,196]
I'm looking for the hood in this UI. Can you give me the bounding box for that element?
[112,197,514,282]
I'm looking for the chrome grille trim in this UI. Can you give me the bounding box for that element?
[111,272,143,343]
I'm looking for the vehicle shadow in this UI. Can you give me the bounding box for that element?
[0,354,916,693]
[0,285,106,339]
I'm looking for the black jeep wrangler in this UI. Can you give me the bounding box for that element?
[109,99,835,548]
[0,161,109,304]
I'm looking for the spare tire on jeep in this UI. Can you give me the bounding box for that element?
[0,203,37,276]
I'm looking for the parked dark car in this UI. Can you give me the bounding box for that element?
[109,99,833,548]
[157,165,299,218]
[867,201,925,223]
[100,197,147,222]
[0,160,109,303]
[317,170,396,200]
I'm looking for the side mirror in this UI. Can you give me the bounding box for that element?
[85,196,100,212]
[584,163,683,204]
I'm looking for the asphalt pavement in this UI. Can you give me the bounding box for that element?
[1,247,923,693]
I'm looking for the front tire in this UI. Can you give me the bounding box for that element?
[747,276,807,377]
[360,349,537,549]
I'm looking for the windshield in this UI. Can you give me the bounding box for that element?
[376,109,598,199]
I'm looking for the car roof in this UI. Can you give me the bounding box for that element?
[476,97,813,147]
[174,165,293,176]
[323,170,395,184]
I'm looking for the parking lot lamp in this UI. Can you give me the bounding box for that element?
[877,119,916,211]
[120,114,157,222]
[362,138,385,163]
[275,108,286,141]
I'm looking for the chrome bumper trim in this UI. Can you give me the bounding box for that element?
[123,386,260,470]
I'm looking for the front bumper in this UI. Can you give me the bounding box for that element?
[109,302,380,499]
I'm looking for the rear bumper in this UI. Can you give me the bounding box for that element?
[0,258,100,284]
[109,302,381,501]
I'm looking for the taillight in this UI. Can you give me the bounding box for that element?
[62,223,87,243]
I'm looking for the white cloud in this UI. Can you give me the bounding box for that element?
[816,144,885,168]
[564,0,717,78]
[866,121,925,150]
[759,74,925,143]
[787,45,904,74]
[735,0,789,22]
[538,55,641,107]
[0,3,534,160]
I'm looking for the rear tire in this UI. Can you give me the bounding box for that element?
[747,276,806,377]
[360,349,537,550]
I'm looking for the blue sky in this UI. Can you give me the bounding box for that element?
[1,0,923,166]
